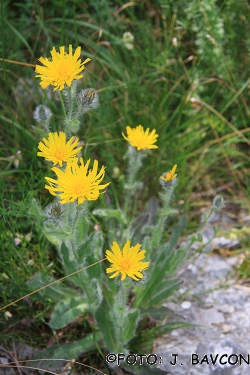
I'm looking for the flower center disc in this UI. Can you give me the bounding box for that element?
[54,149,65,160]
[120,260,130,271]
[74,182,86,195]
[59,65,70,79]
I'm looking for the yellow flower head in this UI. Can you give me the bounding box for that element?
[122,125,158,151]
[35,45,91,91]
[37,131,82,167]
[106,240,150,281]
[160,164,177,182]
[45,158,110,205]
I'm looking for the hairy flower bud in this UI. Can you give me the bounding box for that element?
[78,88,99,113]
[33,105,52,123]
[160,165,178,191]
[44,202,64,224]
[213,195,226,210]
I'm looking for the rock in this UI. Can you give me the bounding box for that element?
[194,307,225,326]
[181,301,192,309]
[222,324,233,333]
[155,218,250,375]
[0,358,12,375]
[217,305,235,314]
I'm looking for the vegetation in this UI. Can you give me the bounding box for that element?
[0,0,249,374]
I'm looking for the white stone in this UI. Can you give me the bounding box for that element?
[181,301,192,309]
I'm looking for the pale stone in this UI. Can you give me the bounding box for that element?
[181,301,192,309]
[218,304,235,314]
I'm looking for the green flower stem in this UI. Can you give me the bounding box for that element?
[123,191,132,226]
[67,87,74,121]
[122,147,146,242]
[151,190,175,250]
[131,189,138,223]
[58,91,67,119]
[123,147,140,221]
[114,280,132,338]
[61,84,79,136]
[71,206,94,305]
[60,202,94,305]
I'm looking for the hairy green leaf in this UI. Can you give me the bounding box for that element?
[49,296,89,329]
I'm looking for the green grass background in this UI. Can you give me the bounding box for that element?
[0,0,249,357]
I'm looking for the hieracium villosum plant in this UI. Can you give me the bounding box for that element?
[25,45,225,374]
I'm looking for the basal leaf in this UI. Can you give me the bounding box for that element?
[49,296,89,329]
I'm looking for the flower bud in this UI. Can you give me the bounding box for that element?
[44,202,64,224]
[160,165,178,191]
[33,105,52,123]
[78,88,99,112]
[213,195,226,210]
